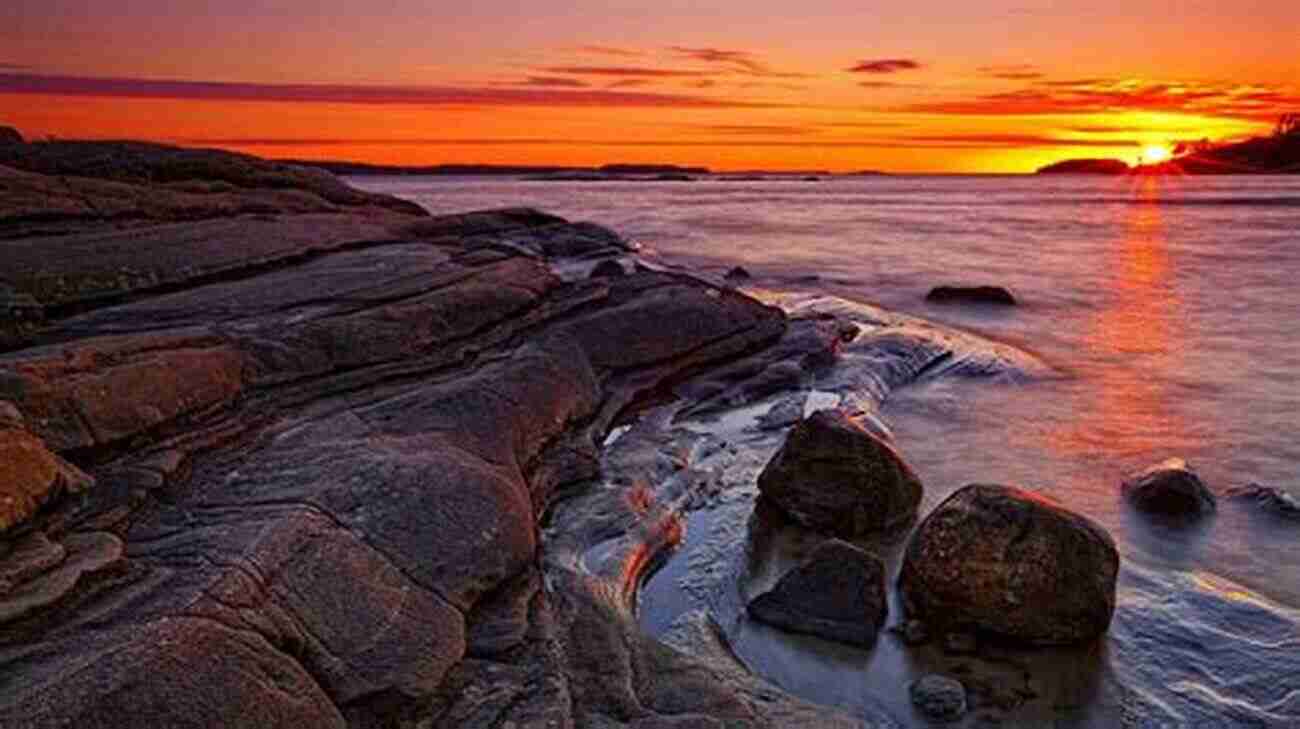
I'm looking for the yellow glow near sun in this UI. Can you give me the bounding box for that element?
[1142,144,1172,164]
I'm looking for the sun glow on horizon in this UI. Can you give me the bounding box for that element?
[1141,144,1173,164]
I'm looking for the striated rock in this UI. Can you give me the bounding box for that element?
[757,409,923,537]
[0,531,123,624]
[1122,458,1216,516]
[925,285,1017,306]
[0,126,21,145]
[899,484,1119,645]
[910,674,967,721]
[747,539,888,647]
[0,198,874,727]
[0,426,93,531]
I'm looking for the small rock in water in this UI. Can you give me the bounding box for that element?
[746,539,888,647]
[1122,458,1216,517]
[910,674,968,721]
[1226,483,1300,520]
[589,259,626,278]
[925,285,1017,306]
[0,126,23,145]
[757,409,924,537]
[724,265,752,281]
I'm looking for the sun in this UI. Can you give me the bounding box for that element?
[1141,144,1172,164]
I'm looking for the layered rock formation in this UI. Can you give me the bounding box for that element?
[0,143,873,726]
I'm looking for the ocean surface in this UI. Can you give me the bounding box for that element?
[353,174,1300,727]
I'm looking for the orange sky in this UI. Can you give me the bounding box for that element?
[2,1,1298,172]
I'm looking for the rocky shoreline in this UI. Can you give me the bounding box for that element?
[2,139,1131,728]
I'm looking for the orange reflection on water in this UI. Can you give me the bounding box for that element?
[1048,175,1188,460]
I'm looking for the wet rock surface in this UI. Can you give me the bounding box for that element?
[1225,483,1300,519]
[747,539,888,647]
[0,166,899,727]
[910,674,967,721]
[925,285,1016,306]
[757,409,923,537]
[1123,458,1216,516]
[899,484,1119,646]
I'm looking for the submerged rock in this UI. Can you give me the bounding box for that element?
[1123,458,1216,516]
[899,484,1119,646]
[757,409,923,537]
[925,285,1017,306]
[910,674,967,721]
[747,539,888,647]
[725,266,752,281]
[1226,483,1300,520]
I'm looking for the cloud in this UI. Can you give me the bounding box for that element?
[0,63,31,71]
[540,65,712,78]
[0,72,778,108]
[892,133,1141,148]
[977,64,1043,81]
[517,76,589,88]
[183,135,1140,150]
[898,77,1300,121]
[848,59,922,74]
[606,79,651,89]
[690,124,816,136]
[577,45,643,58]
[668,46,809,79]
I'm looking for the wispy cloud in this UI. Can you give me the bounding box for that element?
[606,79,651,89]
[848,59,923,74]
[899,77,1298,120]
[0,63,31,71]
[668,46,809,79]
[185,135,1140,150]
[977,64,1043,81]
[689,124,816,136]
[576,45,644,58]
[540,65,712,78]
[0,72,777,108]
[516,76,589,88]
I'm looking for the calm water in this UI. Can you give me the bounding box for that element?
[354,174,1300,727]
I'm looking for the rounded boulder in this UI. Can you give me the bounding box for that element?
[898,484,1119,646]
[757,409,923,537]
[1122,458,1215,516]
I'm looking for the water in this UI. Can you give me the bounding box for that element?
[353,174,1300,727]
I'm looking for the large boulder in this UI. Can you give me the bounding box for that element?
[747,539,888,647]
[757,409,923,536]
[898,484,1119,645]
[1122,458,1215,516]
[0,126,22,145]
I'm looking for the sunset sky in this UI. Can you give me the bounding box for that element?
[2,1,1298,172]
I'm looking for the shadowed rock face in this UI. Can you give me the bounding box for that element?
[0,127,22,146]
[757,409,924,537]
[899,484,1119,646]
[925,285,1017,306]
[1122,458,1216,517]
[747,539,888,647]
[0,198,879,727]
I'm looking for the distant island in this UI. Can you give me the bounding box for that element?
[276,160,712,178]
[1039,113,1300,175]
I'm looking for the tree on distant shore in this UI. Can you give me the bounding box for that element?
[1275,113,1299,138]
